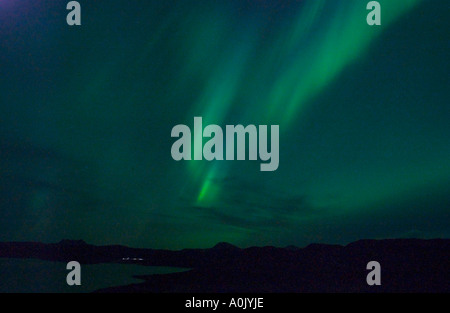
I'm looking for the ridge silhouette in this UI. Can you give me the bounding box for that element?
[0,239,448,292]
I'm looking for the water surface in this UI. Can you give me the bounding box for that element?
[0,258,187,293]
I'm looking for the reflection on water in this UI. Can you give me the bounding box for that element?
[0,258,188,293]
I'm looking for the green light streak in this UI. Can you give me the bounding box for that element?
[192,0,424,207]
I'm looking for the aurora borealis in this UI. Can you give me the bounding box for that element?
[0,0,449,249]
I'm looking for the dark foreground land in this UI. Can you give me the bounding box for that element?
[0,239,448,292]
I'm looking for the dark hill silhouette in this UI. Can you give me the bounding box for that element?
[212,242,240,251]
[0,239,448,292]
[285,245,300,251]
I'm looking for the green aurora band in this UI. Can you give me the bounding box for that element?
[192,0,424,206]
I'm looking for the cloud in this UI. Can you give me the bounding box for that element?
[180,176,325,231]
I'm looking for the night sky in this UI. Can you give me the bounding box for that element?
[0,0,449,249]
